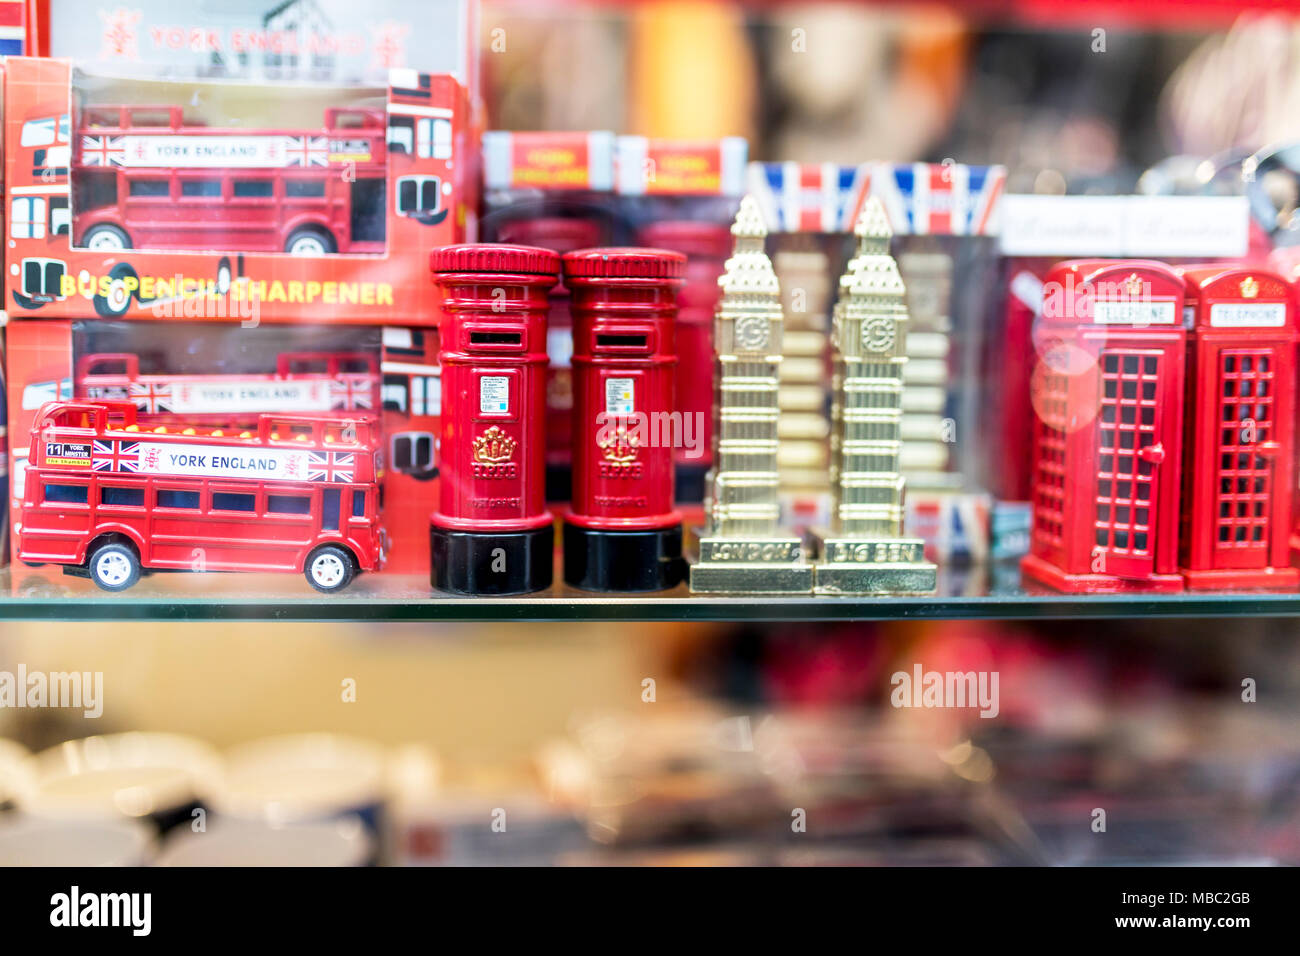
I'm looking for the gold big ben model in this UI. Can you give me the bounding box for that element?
[810,197,937,595]
[690,195,813,594]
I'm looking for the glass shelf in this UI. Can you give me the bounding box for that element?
[4,561,1300,622]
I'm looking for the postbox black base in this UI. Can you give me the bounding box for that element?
[562,522,686,592]
[546,463,572,503]
[430,525,554,596]
[675,463,709,504]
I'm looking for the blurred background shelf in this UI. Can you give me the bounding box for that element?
[7,564,1300,621]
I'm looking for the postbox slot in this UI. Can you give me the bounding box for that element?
[595,333,649,349]
[468,331,523,346]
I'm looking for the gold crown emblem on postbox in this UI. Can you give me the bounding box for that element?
[473,426,516,463]
[598,426,640,465]
[1240,276,1259,299]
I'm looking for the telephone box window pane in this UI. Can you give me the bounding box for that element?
[212,492,256,512]
[130,180,169,198]
[157,489,200,509]
[101,486,144,507]
[44,483,87,504]
[286,180,326,198]
[267,494,311,515]
[181,179,222,198]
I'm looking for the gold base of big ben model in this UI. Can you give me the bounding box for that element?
[810,196,936,596]
[689,535,815,594]
[689,195,812,595]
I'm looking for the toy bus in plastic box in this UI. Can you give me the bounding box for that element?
[74,350,380,424]
[17,401,385,593]
[72,105,391,256]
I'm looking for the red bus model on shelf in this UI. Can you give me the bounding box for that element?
[1022,260,1188,593]
[71,104,388,255]
[17,401,385,593]
[74,350,380,425]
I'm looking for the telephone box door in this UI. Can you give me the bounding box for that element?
[1092,347,1170,579]
[1211,348,1278,569]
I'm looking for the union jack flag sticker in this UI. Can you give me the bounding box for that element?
[129,381,172,413]
[286,136,330,167]
[92,439,140,472]
[308,451,355,483]
[81,135,126,167]
[329,378,373,410]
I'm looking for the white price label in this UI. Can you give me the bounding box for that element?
[480,376,510,414]
[605,378,635,415]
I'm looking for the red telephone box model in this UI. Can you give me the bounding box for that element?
[1179,266,1300,590]
[562,248,686,591]
[429,244,558,595]
[1022,260,1188,592]
[72,105,388,255]
[17,401,384,593]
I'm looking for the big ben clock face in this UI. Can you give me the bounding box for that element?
[735,315,769,351]
[861,315,896,353]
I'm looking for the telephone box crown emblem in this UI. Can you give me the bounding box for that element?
[1240,276,1259,299]
[598,425,640,465]
[1124,272,1144,297]
[473,425,516,463]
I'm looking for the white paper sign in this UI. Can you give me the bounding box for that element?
[479,376,509,414]
[137,442,309,481]
[605,378,635,415]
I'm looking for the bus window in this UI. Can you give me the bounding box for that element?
[50,197,71,236]
[416,118,452,159]
[391,432,433,473]
[286,180,326,198]
[234,180,273,198]
[352,490,367,518]
[322,488,341,531]
[181,179,222,198]
[130,180,170,198]
[382,376,408,413]
[287,359,329,375]
[396,176,441,215]
[44,483,88,504]
[339,358,372,374]
[212,491,256,512]
[387,117,414,155]
[21,118,57,147]
[59,114,70,142]
[268,494,311,515]
[101,486,145,507]
[157,489,200,509]
[11,198,46,239]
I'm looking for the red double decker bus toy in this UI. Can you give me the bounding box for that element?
[17,401,385,593]
[1179,265,1300,590]
[1022,260,1188,593]
[72,105,389,255]
[75,351,380,425]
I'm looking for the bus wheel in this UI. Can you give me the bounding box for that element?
[89,541,141,592]
[285,228,336,256]
[82,224,132,252]
[305,545,355,593]
[93,263,140,318]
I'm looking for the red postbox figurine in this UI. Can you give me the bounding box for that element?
[636,221,732,503]
[1179,265,1299,590]
[429,244,559,594]
[1022,260,1188,592]
[561,247,687,591]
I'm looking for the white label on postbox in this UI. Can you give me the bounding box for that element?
[480,376,510,414]
[606,378,635,415]
[1091,301,1176,325]
[1209,303,1287,328]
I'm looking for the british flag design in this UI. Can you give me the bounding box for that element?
[872,163,1006,237]
[92,439,140,472]
[745,162,873,233]
[81,135,126,167]
[286,136,330,167]
[308,450,355,483]
[129,381,172,413]
[329,378,374,410]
